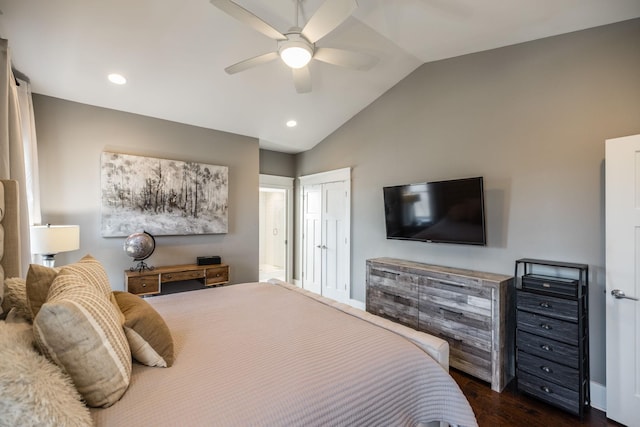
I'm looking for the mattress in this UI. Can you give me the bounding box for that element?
[91,281,477,426]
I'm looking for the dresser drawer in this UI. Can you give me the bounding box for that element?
[161,269,205,283]
[418,297,491,331]
[206,266,229,285]
[516,330,579,368]
[522,274,578,297]
[517,310,578,345]
[422,326,492,383]
[517,291,578,321]
[367,288,419,329]
[368,266,419,298]
[517,350,579,390]
[127,275,160,295]
[517,370,580,415]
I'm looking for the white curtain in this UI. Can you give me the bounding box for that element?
[16,78,41,228]
[0,38,39,275]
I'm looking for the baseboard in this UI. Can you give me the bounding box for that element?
[590,381,605,412]
[349,299,365,310]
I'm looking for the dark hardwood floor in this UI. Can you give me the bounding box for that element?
[450,369,624,427]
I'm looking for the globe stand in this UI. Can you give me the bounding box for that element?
[130,260,155,273]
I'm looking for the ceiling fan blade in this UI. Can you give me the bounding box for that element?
[314,47,377,70]
[224,51,279,74]
[301,0,357,43]
[210,0,287,41]
[292,66,311,94]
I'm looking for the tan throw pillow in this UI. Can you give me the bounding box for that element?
[62,254,112,298]
[2,277,31,321]
[113,291,175,367]
[25,264,60,318]
[32,271,132,408]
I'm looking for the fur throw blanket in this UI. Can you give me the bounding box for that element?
[0,319,92,426]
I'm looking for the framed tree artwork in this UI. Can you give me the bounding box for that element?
[101,152,228,237]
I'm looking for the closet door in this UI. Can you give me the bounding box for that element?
[321,181,349,302]
[302,184,322,295]
[299,168,351,304]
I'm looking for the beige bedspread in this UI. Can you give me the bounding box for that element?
[91,281,477,427]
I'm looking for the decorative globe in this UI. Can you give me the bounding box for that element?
[124,231,155,272]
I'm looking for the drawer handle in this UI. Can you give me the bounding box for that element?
[542,283,551,288]
[539,302,551,308]
[142,283,147,287]
[165,274,173,279]
[374,269,399,276]
[540,323,552,330]
[440,307,464,317]
[435,280,464,288]
[540,366,553,374]
[540,344,552,352]
[540,385,552,394]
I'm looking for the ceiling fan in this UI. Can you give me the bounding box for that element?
[210,0,377,93]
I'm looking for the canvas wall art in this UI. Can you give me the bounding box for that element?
[101,152,228,237]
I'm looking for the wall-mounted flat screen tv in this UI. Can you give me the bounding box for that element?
[383,176,486,246]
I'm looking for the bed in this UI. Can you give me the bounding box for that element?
[0,179,477,427]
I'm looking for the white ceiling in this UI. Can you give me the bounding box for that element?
[1,0,639,153]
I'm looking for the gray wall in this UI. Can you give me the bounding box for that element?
[33,95,260,289]
[259,149,296,177]
[296,19,640,386]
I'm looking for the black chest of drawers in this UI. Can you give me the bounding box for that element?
[514,259,590,418]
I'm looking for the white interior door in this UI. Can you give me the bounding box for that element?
[321,181,349,302]
[299,168,351,304]
[605,134,640,426]
[302,184,322,295]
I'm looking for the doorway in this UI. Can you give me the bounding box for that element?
[259,175,293,283]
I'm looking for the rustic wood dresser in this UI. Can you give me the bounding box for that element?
[366,257,514,392]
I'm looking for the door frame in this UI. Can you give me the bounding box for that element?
[298,167,351,301]
[259,174,294,283]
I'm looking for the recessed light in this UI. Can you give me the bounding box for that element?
[108,73,127,85]
[286,120,297,128]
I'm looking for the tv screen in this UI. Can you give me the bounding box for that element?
[383,176,486,245]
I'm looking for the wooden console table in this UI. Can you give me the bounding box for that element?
[125,263,229,296]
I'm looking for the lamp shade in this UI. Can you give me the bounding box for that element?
[30,225,80,255]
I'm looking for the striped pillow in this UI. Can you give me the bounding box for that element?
[33,271,132,408]
[62,254,113,298]
[27,255,117,320]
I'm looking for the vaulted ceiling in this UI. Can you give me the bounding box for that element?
[1,0,639,153]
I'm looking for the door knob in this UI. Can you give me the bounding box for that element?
[611,289,639,301]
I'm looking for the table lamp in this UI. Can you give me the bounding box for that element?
[30,224,80,267]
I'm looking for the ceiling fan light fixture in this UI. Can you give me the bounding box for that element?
[278,34,313,69]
